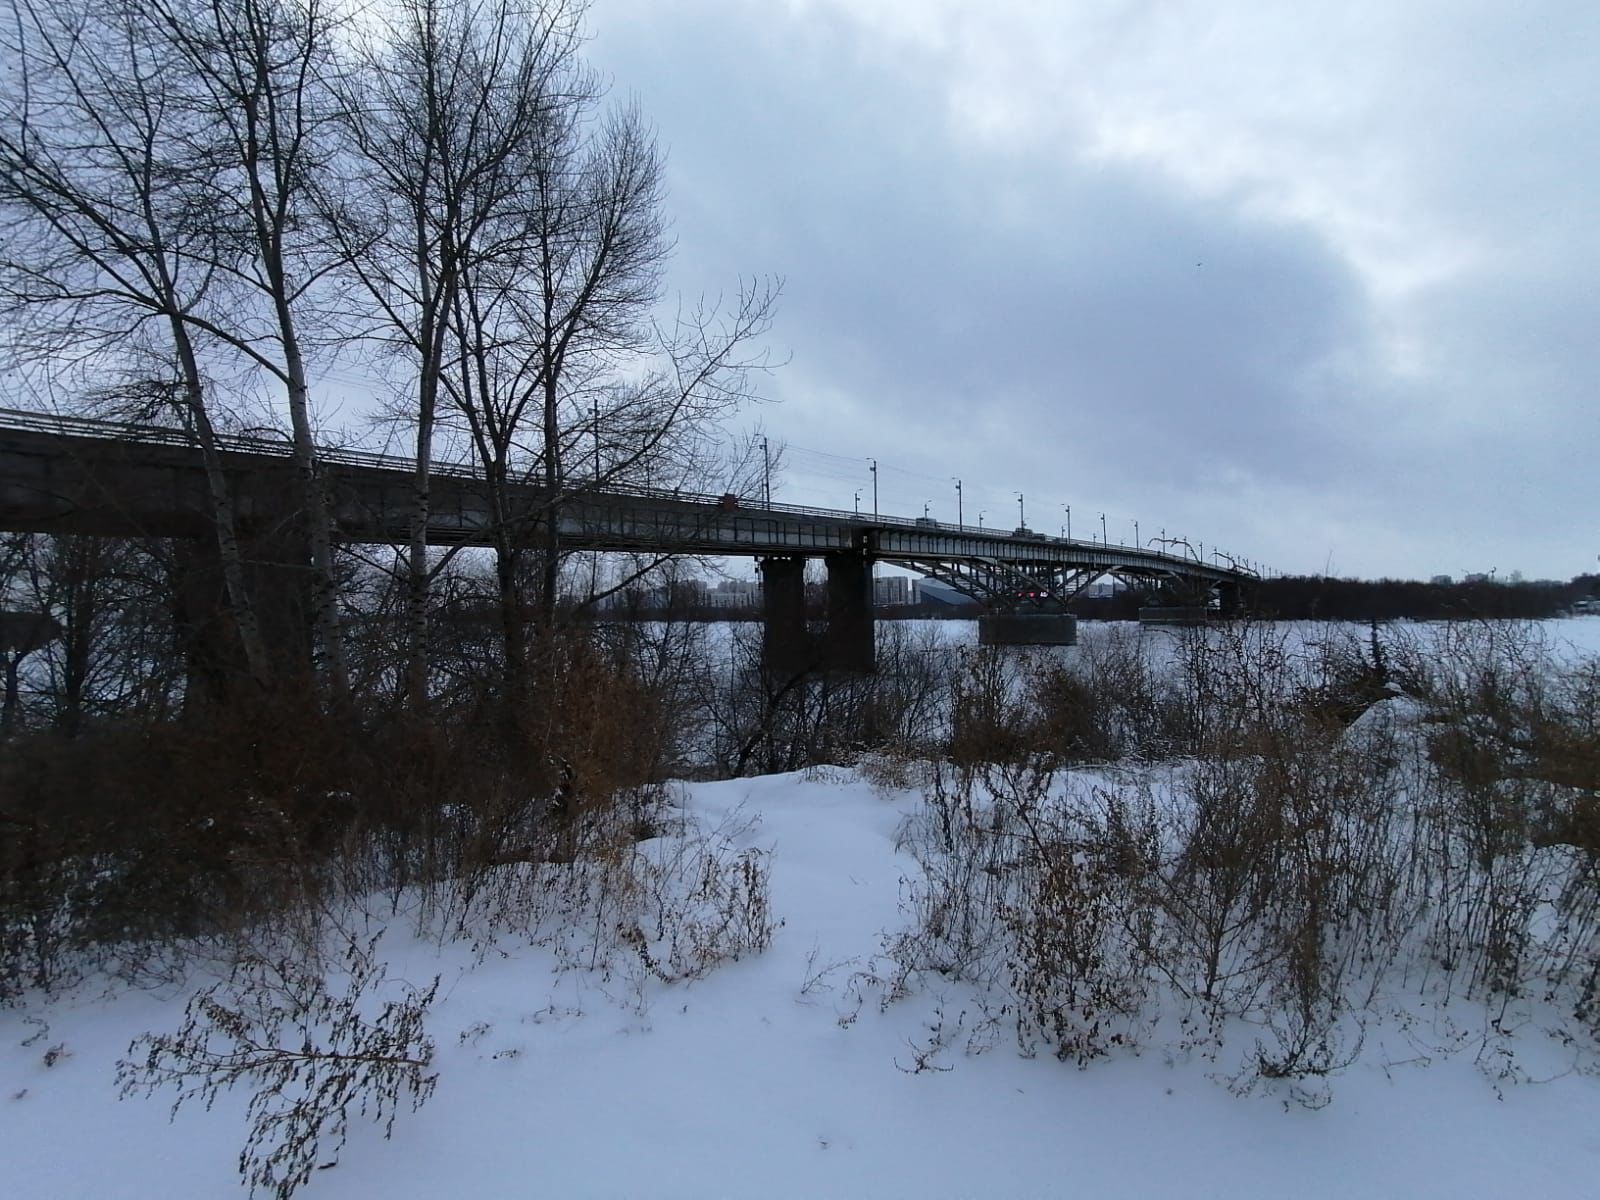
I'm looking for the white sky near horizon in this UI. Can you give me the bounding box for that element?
[580,0,1600,581]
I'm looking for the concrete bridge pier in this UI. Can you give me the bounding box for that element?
[759,555,811,680]
[822,550,875,674]
[176,522,314,705]
[759,552,878,678]
[978,611,1078,647]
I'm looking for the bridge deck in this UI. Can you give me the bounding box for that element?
[0,408,1249,587]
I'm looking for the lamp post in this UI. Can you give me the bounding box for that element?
[1016,491,1026,529]
[869,458,878,519]
[1100,512,1107,545]
[953,477,963,527]
[761,436,771,506]
[1133,519,1139,548]
[978,510,986,531]
[923,500,932,520]
[1062,504,1071,541]
[853,489,861,515]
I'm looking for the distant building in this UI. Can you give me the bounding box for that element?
[709,579,760,608]
[916,579,968,608]
[1430,574,1453,586]
[873,575,912,607]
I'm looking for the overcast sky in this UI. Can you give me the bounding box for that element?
[584,0,1599,581]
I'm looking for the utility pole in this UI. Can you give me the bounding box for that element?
[593,395,601,480]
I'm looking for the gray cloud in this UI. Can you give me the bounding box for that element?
[586,0,1599,579]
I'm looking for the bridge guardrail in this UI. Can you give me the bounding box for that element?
[0,406,1254,580]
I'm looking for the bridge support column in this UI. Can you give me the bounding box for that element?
[823,551,875,674]
[977,612,1077,647]
[759,555,811,680]
[175,523,313,707]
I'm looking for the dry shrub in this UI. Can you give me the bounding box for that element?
[888,617,1600,1098]
[47,621,778,1199]
[445,794,776,997]
[0,624,695,1000]
[1058,625,1191,758]
[946,647,1050,769]
[696,621,958,779]
[0,696,362,999]
[118,932,438,1200]
[1004,779,1159,1064]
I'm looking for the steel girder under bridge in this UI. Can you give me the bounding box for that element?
[0,408,1255,675]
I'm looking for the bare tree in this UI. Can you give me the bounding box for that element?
[0,0,274,688]
[413,4,776,696]
[2,0,778,721]
[331,0,583,713]
[139,0,352,700]
[5,533,181,732]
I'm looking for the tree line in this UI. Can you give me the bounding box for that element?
[1244,574,1592,622]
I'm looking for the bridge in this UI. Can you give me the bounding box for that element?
[0,407,1253,676]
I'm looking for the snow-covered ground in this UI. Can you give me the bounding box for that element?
[6,761,1600,1199]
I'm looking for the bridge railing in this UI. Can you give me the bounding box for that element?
[0,406,1253,579]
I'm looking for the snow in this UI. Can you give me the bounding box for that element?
[6,760,1600,1199]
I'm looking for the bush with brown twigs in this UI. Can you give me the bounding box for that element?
[880,619,1600,1103]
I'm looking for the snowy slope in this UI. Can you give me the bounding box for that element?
[5,767,1600,1199]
